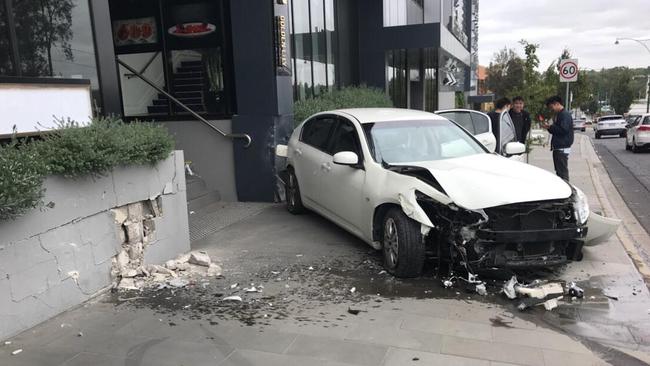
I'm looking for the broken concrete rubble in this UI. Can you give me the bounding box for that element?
[501,276,568,311]
[188,251,211,267]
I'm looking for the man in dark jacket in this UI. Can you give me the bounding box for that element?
[509,96,531,144]
[542,95,574,181]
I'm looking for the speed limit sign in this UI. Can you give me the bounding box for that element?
[559,59,578,82]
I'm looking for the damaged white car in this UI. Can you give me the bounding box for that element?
[276,108,619,278]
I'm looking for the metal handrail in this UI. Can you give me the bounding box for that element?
[124,51,160,79]
[116,58,251,148]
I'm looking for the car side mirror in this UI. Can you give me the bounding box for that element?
[275,144,288,158]
[333,151,359,166]
[504,142,526,156]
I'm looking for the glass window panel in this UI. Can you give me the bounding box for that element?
[0,3,14,75]
[329,120,360,155]
[118,52,165,116]
[423,0,440,23]
[423,48,437,112]
[8,0,102,112]
[292,0,312,99]
[386,49,407,108]
[324,0,335,91]
[301,116,336,150]
[471,113,490,134]
[311,0,326,95]
[500,112,517,152]
[383,0,424,27]
[442,0,468,46]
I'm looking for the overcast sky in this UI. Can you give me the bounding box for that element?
[478,0,650,71]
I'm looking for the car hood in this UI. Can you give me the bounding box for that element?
[397,153,572,210]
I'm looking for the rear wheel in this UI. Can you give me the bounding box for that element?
[626,139,631,151]
[620,132,626,138]
[595,132,601,139]
[632,138,640,154]
[581,128,586,132]
[382,208,425,278]
[285,170,306,214]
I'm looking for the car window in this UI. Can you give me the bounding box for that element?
[438,112,475,134]
[599,115,623,121]
[644,116,650,125]
[328,119,361,155]
[499,112,517,152]
[300,117,337,151]
[471,113,490,134]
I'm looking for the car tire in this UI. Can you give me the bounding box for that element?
[632,139,639,154]
[620,132,626,138]
[581,128,586,132]
[285,169,306,214]
[382,208,425,278]
[626,140,631,151]
[595,132,601,139]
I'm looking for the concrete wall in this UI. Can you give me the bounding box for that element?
[0,151,190,340]
[159,120,237,201]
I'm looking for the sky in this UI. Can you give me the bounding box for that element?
[478,0,650,71]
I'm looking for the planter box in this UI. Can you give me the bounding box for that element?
[0,151,190,340]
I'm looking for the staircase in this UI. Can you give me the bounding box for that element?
[186,174,221,212]
[148,60,206,114]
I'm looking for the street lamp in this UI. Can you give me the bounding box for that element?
[615,37,650,113]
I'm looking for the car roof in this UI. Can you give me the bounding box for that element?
[330,108,446,124]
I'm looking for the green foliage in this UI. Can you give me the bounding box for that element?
[0,140,47,220]
[0,118,174,220]
[293,85,393,126]
[455,91,466,108]
[486,47,524,99]
[35,117,174,177]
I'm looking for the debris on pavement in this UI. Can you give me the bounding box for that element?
[188,251,211,267]
[4,341,11,345]
[475,283,487,296]
[503,276,518,299]
[11,349,22,356]
[604,294,619,301]
[567,282,584,298]
[442,279,453,288]
[222,295,243,302]
[350,287,356,294]
[347,307,366,315]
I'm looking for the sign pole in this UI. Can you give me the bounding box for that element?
[565,82,570,111]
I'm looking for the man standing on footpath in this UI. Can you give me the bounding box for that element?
[542,95,574,181]
[509,96,531,144]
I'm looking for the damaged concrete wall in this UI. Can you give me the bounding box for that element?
[0,151,190,340]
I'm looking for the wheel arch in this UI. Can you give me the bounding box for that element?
[372,202,401,242]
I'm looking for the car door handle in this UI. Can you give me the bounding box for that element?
[295,148,302,156]
[320,162,331,172]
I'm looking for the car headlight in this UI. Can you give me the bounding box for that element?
[572,186,590,225]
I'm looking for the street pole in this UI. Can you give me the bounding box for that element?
[646,74,650,113]
[565,82,570,111]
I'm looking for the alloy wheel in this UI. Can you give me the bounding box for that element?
[383,218,399,268]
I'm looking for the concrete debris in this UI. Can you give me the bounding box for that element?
[168,278,189,288]
[567,282,584,298]
[11,349,23,355]
[604,294,619,301]
[121,268,138,278]
[4,341,12,345]
[223,296,243,302]
[244,286,262,293]
[116,250,130,270]
[443,279,453,288]
[543,298,560,311]
[118,278,139,290]
[188,251,211,267]
[230,283,239,289]
[475,283,487,296]
[207,263,223,277]
[350,287,356,294]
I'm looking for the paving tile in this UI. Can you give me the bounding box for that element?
[345,323,442,353]
[59,352,134,366]
[541,349,604,366]
[401,313,493,341]
[446,306,537,330]
[285,334,388,366]
[492,327,591,354]
[382,347,490,366]
[199,324,299,354]
[42,328,155,358]
[127,338,233,366]
[219,349,327,366]
[441,335,544,366]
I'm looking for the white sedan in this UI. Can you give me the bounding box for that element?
[277,108,618,278]
[625,113,650,153]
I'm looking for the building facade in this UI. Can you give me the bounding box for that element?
[1,0,476,203]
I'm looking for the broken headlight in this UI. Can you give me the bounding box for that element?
[572,186,589,225]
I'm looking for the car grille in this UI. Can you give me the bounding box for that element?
[482,199,575,231]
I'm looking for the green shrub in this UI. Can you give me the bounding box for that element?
[0,117,174,220]
[35,117,174,177]
[0,140,47,220]
[293,85,393,126]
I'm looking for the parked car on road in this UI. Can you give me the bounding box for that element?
[594,115,627,139]
[625,114,650,153]
[277,108,618,277]
[573,117,587,132]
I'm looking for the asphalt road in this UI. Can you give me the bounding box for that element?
[585,129,650,236]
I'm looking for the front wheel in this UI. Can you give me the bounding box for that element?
[595,133,601,139]
[632,139,640,154]
[626,140,631,151]
[382,208,425,278]
[285,170,306,214]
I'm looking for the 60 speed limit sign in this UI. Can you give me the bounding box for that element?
[559,59,578,82]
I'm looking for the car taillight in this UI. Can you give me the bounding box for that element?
[639,125,650,131]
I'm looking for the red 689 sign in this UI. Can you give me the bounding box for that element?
[559,59,578,82]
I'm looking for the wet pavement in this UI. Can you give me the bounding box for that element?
[2,134,650,366]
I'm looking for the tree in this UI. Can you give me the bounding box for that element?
[609,69,635,115]
[486,47,524,99]
[39,0,74,76]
